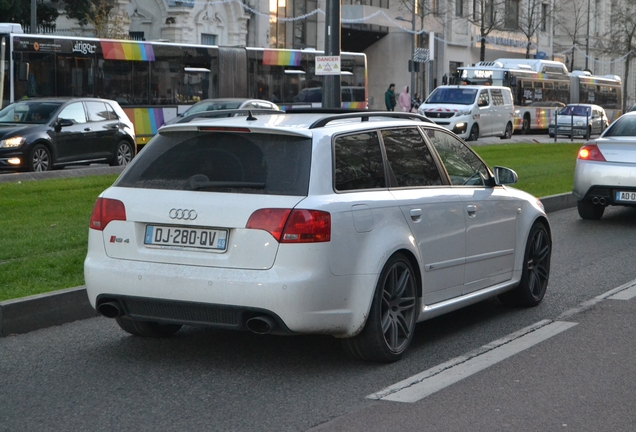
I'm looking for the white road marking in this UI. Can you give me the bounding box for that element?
[367,320,577,403]
[607,279,636,300]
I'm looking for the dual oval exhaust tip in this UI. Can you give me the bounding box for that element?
[97,300,277,335]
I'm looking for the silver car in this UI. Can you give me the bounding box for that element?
[548,103,609,139]
[573,111,636,219]
[163,98,281,125]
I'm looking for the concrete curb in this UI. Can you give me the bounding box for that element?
[0,192,576,337]
[0,287,98,337]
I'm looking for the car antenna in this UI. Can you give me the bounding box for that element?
[246,110,257,121]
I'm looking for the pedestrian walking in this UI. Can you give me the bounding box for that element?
[385,83,396,111]
[399,86,412,112]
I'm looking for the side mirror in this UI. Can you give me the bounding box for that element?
[493,166,518,185]
[55,118,74,131]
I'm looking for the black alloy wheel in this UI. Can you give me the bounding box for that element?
[499,222,551,307]
[342,253,418,363]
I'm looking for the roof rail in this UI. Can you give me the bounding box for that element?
[284,107,368,114]
[306,111,435,129]
[175,108,283,123]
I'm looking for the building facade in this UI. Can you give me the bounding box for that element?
[51,0,636,109]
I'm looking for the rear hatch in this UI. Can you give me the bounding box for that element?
[595,137,636,163]
[98,128,312,270]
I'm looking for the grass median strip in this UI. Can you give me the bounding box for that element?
[0,142,582,301]
[1,174,119,301]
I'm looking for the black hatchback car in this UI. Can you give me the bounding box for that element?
[0,98,136,172]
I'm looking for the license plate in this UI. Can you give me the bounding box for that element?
[616,191,636,202]
[144,225,228,251]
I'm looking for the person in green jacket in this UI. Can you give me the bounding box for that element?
[385,83,396,111]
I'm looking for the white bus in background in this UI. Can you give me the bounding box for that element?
[451,58,622,134]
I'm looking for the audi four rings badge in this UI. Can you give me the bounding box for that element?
[169,209,198,220]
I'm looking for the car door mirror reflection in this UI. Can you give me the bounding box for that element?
[493,166,518,185]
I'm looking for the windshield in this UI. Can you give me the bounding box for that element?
[183,100,243,116]
[425,88,478,105]
[559,105,590,117]
[0,101,62,124]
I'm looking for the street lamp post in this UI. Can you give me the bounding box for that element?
[410,7,416,100]
[396,11,417,102]
[585,0,591,71]
[31,0,37,34]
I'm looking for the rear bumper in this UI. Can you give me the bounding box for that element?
[84,253,377,337]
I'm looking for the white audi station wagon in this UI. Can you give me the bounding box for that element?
[84,110,552,363]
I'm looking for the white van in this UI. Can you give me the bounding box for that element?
[417,85,514,141]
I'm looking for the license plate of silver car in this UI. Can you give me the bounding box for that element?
[616,191,636,202]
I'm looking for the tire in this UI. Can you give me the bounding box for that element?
[500,122,513,139]
[115,316,182,337]
[499,222,551,307]
[341,253,418,363]
[584,126,591,140]
[577,199,605,220]
[521,115,531,134]
[110,140,134,166]
[28,144,52,172]
[468,124,479,141]
[549,133,554,138]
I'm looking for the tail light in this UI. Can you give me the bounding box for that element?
[247,208,331,243]
[89,198,126,231]
[578,144,606,161]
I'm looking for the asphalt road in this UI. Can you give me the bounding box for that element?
[1,204,636,431]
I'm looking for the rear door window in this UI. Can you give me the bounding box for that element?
[490,89,504,106]
[85,101,110,122]
[334,131,385,191]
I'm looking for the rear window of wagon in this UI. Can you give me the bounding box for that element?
[115,131,312,196]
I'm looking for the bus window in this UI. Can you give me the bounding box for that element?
[97,60,133,105]
[14,52,55,99]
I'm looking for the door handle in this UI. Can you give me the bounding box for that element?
[410,208,422,222]
[466,204,477,217]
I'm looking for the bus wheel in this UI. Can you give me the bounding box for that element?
[521,115,530,134]
[29,144,52,172]
[468,124,479,141]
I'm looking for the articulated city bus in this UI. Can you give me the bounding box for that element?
[451,58,622,134]
[0,24,368,146]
